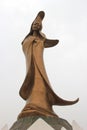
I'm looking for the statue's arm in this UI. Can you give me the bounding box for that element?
[44,39,59,48]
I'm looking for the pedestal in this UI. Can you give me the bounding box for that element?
[10,116,73,130]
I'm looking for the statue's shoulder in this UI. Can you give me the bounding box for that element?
[22,35,35,45]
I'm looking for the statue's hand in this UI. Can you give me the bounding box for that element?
[29,36,36,43]
[32,36,46,45]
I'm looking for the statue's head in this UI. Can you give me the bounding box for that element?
[29,11,45,35]
[22,11,45,44]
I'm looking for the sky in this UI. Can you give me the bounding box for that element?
[0,0,87,129]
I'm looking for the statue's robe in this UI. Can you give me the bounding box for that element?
[19,36,78,118]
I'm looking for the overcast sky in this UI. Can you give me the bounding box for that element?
[0,0,87,129]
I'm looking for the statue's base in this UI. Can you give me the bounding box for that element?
[10,116,72,130]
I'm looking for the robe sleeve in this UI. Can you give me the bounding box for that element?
[44,39,59,48]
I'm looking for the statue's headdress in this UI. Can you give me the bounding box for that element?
[29,11,45,35]
[22,11,45,44]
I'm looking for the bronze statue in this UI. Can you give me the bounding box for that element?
[18,11,79,118]
[10,11,79,130]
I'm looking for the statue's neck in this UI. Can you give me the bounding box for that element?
[33,31,39,37]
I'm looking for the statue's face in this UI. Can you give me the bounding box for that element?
[32,17,42,31]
